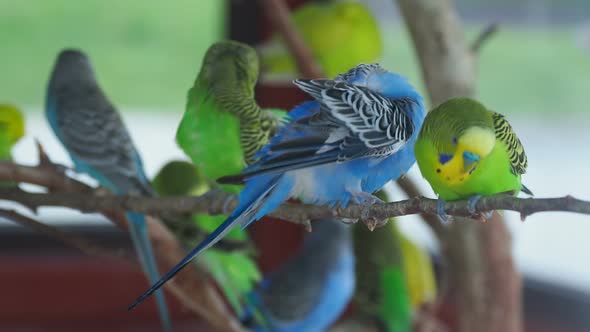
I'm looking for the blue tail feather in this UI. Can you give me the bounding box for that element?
[126,212,172,332]
[128,175,292,311]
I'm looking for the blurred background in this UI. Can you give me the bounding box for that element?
[1,0,590,331]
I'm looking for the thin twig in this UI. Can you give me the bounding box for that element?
[470,23,500,53]
[258,0,323,78]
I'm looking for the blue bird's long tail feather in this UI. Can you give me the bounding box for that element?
[126,212,173,332]
[128,175,291,311]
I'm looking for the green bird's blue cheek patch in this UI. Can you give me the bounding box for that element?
[438,153,453,164]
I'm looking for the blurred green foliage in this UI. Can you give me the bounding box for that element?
[381,26,590,114]
[0,0,588,114]
[0,0,224,109]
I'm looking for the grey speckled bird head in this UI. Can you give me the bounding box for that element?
[49,49,97,89]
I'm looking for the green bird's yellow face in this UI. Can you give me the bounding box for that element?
[0,104,25,145]
[435,126,496,186]
[416,97,528,201]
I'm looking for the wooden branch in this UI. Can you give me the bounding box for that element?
[396,0,476,105]
[1,148,244,332]
[396,0,522,331]
[2,174,589,224]
[258,0,323,78]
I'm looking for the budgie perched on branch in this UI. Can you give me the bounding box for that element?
[414,97,532,221]
[45,49,171,331]
[258,0,382,79]
[176,40,285,194]
[241,219,355,332]
[173,41,285,313]
[151,160,261,316]
[129,63,426,310]
[354,189,436,332]
[0,104,25,161]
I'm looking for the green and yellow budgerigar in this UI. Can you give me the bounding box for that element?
[354,189,436,332]
[258,0,382,80]
[0,104,25,160]
[176,40,284,194]
[152,160,261,316]
[415,97,532,220]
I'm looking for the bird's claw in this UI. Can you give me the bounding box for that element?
[436,198,452,224]
[341,218,357,225]
[478,210,494,222]
[467,195,482,215]
[352,192,385,205]
[361,216,387,231]
[354,193,386,231]
[467,195,495,221]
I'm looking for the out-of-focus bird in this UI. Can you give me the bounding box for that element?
[414,97,532,221]
[129,63,425,310]
[242,219,355,332]
[0,104,25,161]
[258,0,383,80]
[176,40,285,194]
[354,189,436,332]
[151,160,261,315]
[45,49,171,331]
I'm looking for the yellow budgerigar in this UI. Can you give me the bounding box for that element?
[0,104,25,160]
[258,0,383,80]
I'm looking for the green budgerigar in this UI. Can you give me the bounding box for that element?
[176,40,284,194]
[173,40,285,314]
[415,97,532,220]
[258,0,382,80]
[354,190,436,332]
[152,160,261,315]
[0,104,25,160]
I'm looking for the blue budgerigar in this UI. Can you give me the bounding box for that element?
[46,49,171,331]
[242,219,355,332]
[129,63,426,309]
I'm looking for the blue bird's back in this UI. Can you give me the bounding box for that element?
[242,219,355,332]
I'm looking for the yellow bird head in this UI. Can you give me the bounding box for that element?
[436,126,496,186]
[0,104,25,145]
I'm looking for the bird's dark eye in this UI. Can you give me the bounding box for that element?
[452,137,458,145]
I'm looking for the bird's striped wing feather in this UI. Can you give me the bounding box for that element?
[219,80,415,184]
[491,112,528,175]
